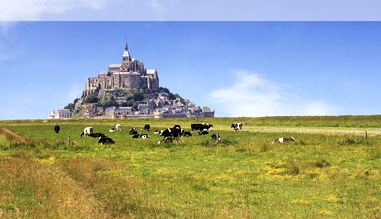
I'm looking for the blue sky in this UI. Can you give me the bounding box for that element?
[0,21,380,119]
[1,0,381,120]
[1,0,381,21]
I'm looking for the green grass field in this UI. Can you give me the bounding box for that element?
[0,116,380,218]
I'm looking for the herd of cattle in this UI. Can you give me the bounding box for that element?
[53,122,295,145]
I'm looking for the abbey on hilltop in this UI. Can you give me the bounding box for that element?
[51,40,214,119]
[84,41,159,98]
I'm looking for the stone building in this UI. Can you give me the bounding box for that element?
[83,40,159,98]
[48,109,71,119]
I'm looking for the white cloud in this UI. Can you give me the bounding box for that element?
[147,0,180,18]
[0,0,111,20]
[208,71,336,117]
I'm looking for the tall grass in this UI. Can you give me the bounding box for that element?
[0,117,380,218]
[0,154,107,218]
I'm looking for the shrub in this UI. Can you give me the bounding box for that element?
[84,93,98,104]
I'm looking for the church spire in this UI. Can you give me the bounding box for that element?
[122,38,131,62]
[124,38,128,51]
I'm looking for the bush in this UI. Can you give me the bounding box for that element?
[84,94,98,104]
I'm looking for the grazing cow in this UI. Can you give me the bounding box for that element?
[191,123,213,131]
[154,130,161,135]
[132,133,151,139]
[54,125,60,134]
[129,128,138,135]
[231,123,242,131]
[173,124,181,130]
[116,124,122,132]
[160,127,184,139]
[272,137,296,144]
[80,127,93,137]
[98,136,115,145]
[211,133,221,143]
[197,129,209,135]
[109,128,116,132]
[158,136,174,144]
[142,124,151,132]
[89,133,107,138]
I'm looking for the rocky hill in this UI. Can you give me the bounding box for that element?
[64,41,214,119]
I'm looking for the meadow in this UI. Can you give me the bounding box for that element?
[0,116,380,218]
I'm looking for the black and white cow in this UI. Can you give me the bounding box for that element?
[109,128,116,132]
[158,136,174,144]
[89,132,107,138]
[142,124,151,132]
[173,124,181,130]
[272,137,296,144]
[116,124,122,132]
[197,129,209,135]
[160,127,184,139]
[80,127,93,137]
[98,136,115,145]
[132,133,151,139]
[129,128,138,135]
[54,125,60,134]
[211,133,221,142]
[231,123,242,131]
[191,123,213,131]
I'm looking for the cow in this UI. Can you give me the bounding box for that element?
[197,129,209,135]
[142,124,150,132]
[160,127,184,139]
[173,124,181,130]
[191,123,213,131]
[154,130,161,135]
[89,133,107,138]
[116,124,122,132]
[158,136,174,144]
[98,136,115,145]
[132,133,151,139]
[231,123,242,131]
[109,128,116,132]
[54,125,60,134]
[129,128,138,135]
[272,137,296,144]
[80,127,93,137]
[211,133,221,142]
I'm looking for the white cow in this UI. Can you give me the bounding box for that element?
[81,127,93,137]
[116,124,122,132]
[272,137,296,144]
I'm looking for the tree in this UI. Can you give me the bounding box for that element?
[84,94,98,104]
[64,103,75,111]
[101,96,118,107]
[132,92,144,101]
[159,87,170,93]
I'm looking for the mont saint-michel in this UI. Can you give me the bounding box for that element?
[49,41,214,119]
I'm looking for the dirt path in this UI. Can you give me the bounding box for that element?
[0,127,26,142]
[239,126,381,136]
